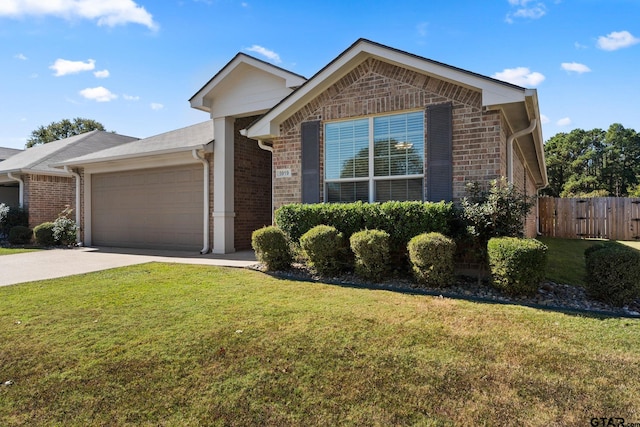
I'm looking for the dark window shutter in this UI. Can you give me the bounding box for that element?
[427,103,453,202]
[301,120,321,204]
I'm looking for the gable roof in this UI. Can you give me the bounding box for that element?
[245,38,538,140]
[0,131,138,176]
[243,38,546,188]
[189,53,307,118]
[0,147,23,161]
[59,120,214,167]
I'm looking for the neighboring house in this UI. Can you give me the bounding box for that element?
[60,38,547,254]
[0,131,138,228]
[0,147,23,206]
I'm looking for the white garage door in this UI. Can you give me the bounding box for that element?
[92,164,204,251]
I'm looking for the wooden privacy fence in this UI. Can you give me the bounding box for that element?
[539,197,640,240]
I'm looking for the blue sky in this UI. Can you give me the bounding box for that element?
[1,0,639,149]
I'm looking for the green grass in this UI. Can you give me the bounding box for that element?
[539,237,640,286]
[0,248,39,256]
[1,263,639,426]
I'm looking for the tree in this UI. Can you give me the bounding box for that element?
[543,124,640,197]
[26,117,106,148]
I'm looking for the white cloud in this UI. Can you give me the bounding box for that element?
[416,22,428,37]
[597,31,640,51]
[245,45,281,64]
[561,62,591,74]
[14,53,27,60]
[557,117,572,126]
[94,69,110,78]
[540,114,550,125]
[506,1,546,23]
[241,2,249,7]
[123,94,140,101]
[492,67,545,87]
[150,102,164,110]
[50,58,95,76]
[79,86,117,102]
[574,41,588,50]
[0,0,158,30]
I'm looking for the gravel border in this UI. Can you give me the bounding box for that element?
[251,263,640,319]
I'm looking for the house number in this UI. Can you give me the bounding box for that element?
[276,169,292,178]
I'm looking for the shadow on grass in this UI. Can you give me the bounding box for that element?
[263,269,640,321]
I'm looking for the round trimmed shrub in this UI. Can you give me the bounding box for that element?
[34,222,57,246]
[585,245,640,307]
[251,226,293,271]
[408,232,456,287]
[8,225,33,245]
[299,225,346,276]
[349,229,390,281]
[487,237,547,296]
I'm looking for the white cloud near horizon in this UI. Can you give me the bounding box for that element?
[50,58,95,76]
[14,53,27,60]
[0,0,158,30]
[245,45,281,64]
[123,94,140,101]
[492,67,545,87]
[561,62,591,74]
[94,69,110,78]
[557,117,572,126]
[597,31,640,51]
[150,102,164,110]
[79,86,117,102]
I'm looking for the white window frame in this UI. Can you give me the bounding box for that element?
[324,110,425,203]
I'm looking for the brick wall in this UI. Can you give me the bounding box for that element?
[23,174,75,228]
[234,116,272,250]
[272,57,505,210]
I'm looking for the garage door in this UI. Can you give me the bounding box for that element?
[92,164,204,251]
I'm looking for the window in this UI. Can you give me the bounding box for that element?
[324,111,424,202]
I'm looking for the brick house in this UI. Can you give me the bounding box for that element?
[0,131,137,228]
[244,38,547,237]
[59,38,546,253]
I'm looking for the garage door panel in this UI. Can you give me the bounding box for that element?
[92,164,204,250]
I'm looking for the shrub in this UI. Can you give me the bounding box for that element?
[460,177,535,241]
[299,225,346,276]
[0,205,28,239]
[408,232,456,287]
[585,244,640,307]
[53,207,77,246]
[487,237,547,296]
[34,222,57,246]
[275,201,455,263]
[8,225,33,245]
[251,226,293,271]
[349,229,390,281]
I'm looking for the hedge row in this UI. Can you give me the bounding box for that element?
[275,201,455,256]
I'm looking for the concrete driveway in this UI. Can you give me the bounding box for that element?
[0,247,258,287]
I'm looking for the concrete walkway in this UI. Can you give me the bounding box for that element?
[0,246,258,287]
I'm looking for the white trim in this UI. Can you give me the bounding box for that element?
[83,172,92,246]
[80,151,202,174]
[247,39,527,140]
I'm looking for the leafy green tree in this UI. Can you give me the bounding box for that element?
[543,124,640,197]
[26,117,106,148]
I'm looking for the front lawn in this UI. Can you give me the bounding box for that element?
[1,263,639,425]
[539,237,640,287]
[0,248,39,256]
